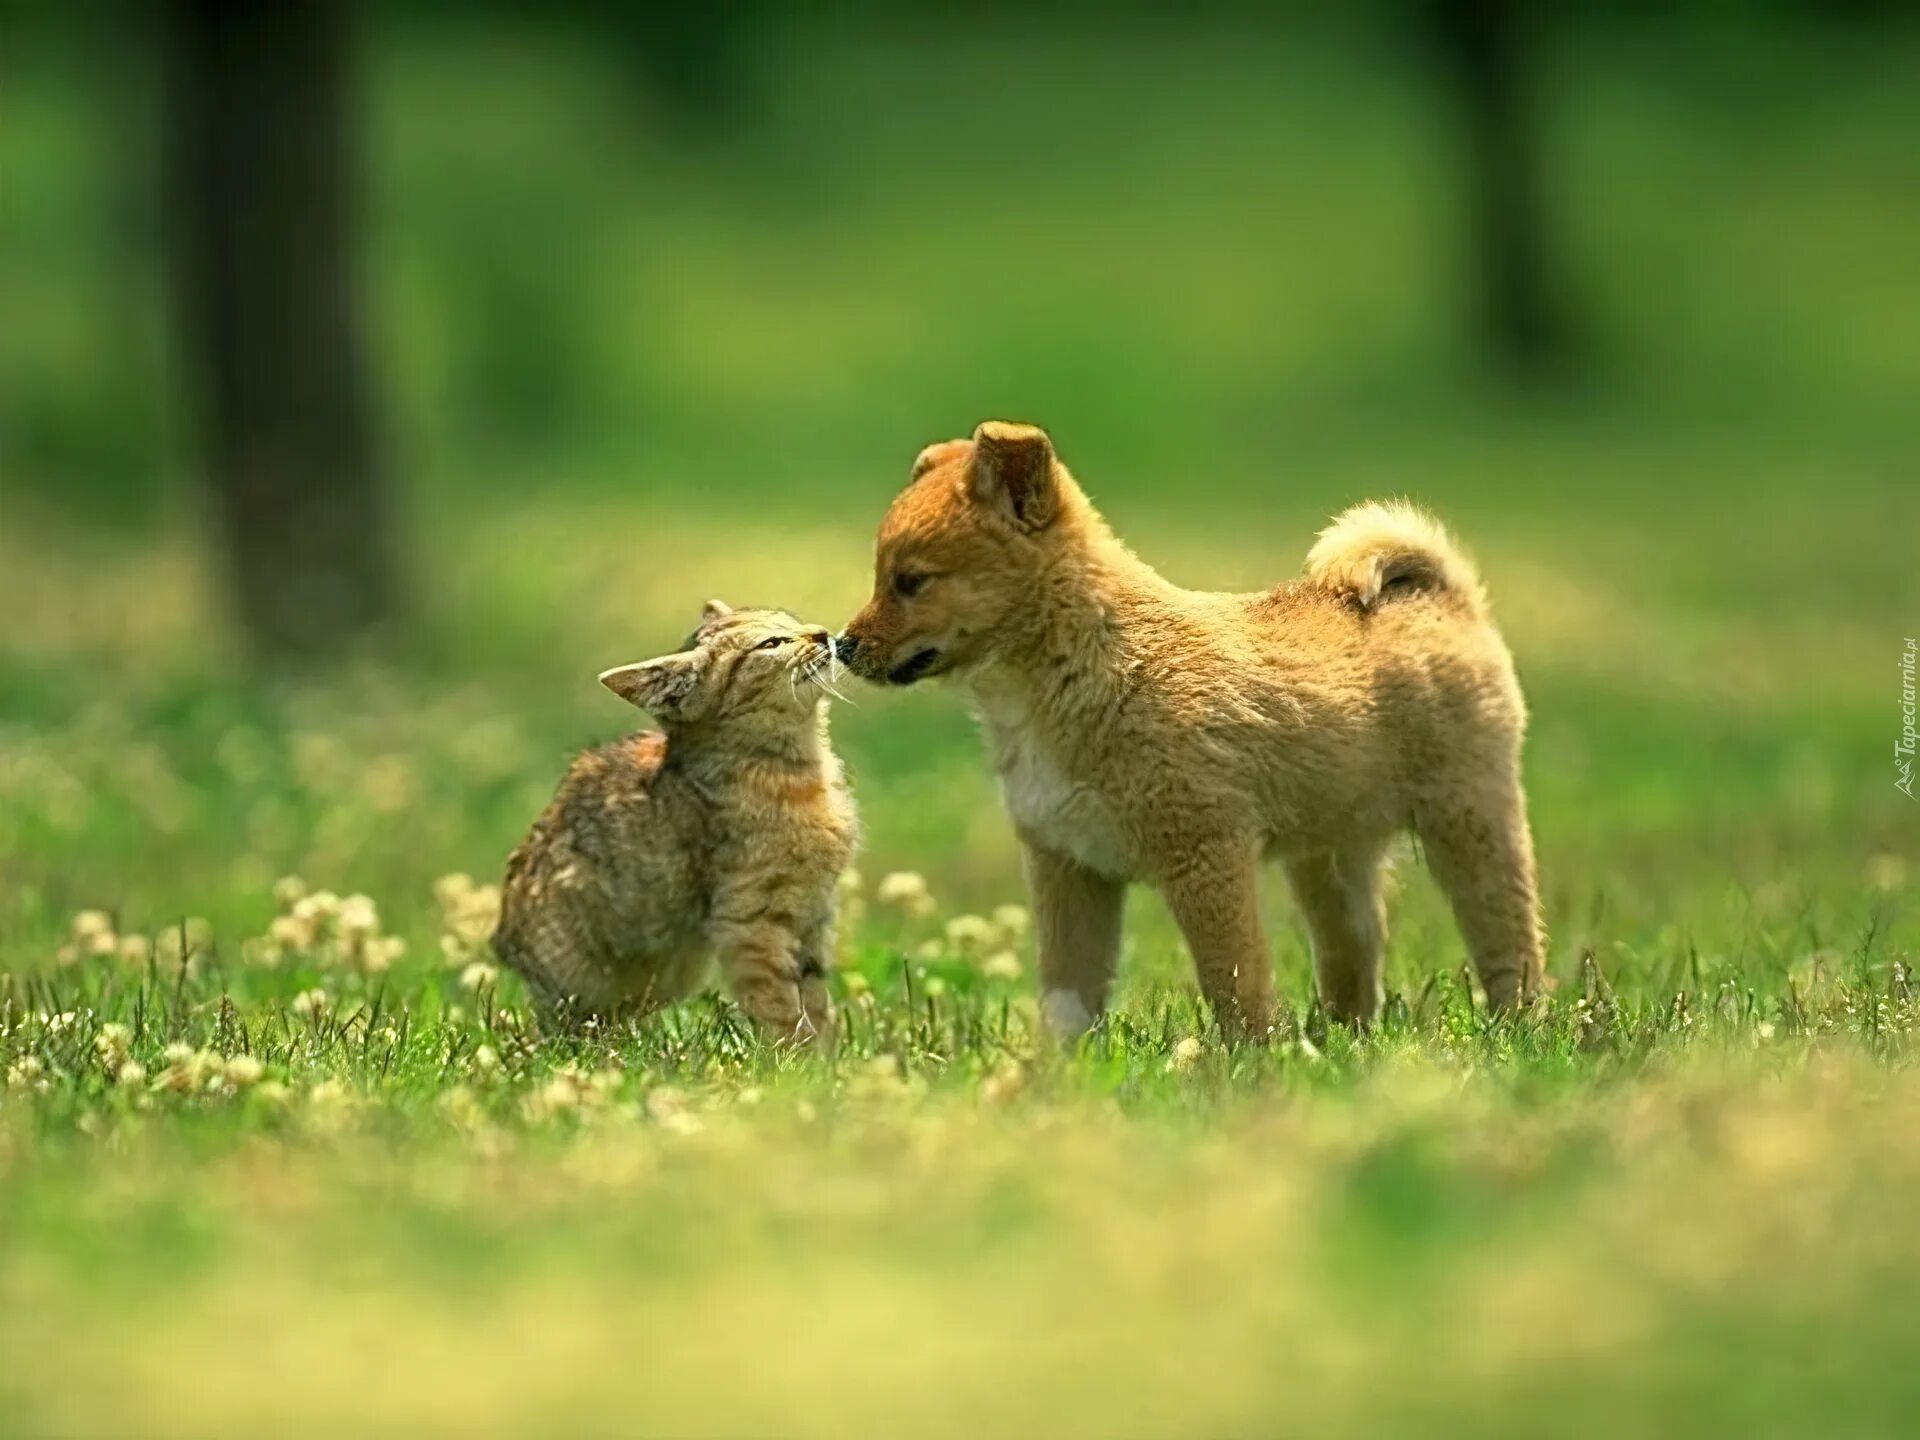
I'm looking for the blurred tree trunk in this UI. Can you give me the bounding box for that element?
[1428,0,1567,371]
[163,0,400,658]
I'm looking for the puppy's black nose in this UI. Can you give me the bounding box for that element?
[834,634,859,663]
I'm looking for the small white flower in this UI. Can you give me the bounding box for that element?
[944,914,997,954]
[94,1023,132,1065]
[459,961,498,992]
[875,871,936,918]
[115,1060,147,1088]
[222,1054,265,1089]
[991,903,1031,939]
[1166,1036,1205,1074]
[337,894,380,938]
[6,1056,44,1087]
[983,951,1023,981]
[71,910,113,940]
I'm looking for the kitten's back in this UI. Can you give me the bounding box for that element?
[494,731,703,1011]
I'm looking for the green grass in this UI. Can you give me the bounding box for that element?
[2,11,1918,1437]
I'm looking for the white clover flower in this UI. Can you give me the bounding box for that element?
[86,927,120,956]
[982,951,1024,981]
[162,1041,195,1065]
[71,910,113,940]
[6,1056,44,1088]
[117,934,152,965]
[221,1054,265,1089]
[643,1085,701,1134]
[94,1023,132,1065]
[875,871,935,918]
[272,874,308,910]
[439,1085,483,1128]
[269,914,313,951]
[337,894,379,938]
[155,1048,220,1094]
[470,1044,500,1076]
[991,903,1031,939]
[115,1060,147,1088]
[290,987,330,1018]
[1167,1036,1205,1074]
[459,961,498,992]
[252,1080,291,1107]
[366,935,406,972]
[293,890,341,929]
[944,914,997,954]
[43,1011,76,1036]
[836,867,863,896]
[914,939,943,963]
[523,1075,582,1121]
[980,1059,1025,1105]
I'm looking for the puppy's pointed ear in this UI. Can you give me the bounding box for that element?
[599,653,700,716]
[969,421,1059,530]
[909,439,971,484]
[700,598,733,623]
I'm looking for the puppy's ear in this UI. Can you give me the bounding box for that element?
[700,598,733,623]
[599,653,701,716]
[909,439,971,484]
[969,421,1059,530]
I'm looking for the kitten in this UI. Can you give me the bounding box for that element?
[493,601,856,1043]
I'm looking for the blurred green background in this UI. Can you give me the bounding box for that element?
[2,1,1913,979]
[3,9,1918,1434]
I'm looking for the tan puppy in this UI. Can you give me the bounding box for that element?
[840,422,1542,1038]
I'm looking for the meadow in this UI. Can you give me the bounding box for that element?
[2,13,1917,1436]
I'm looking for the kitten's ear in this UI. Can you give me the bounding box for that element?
[599,653,700,715]
[700,598,733,624]
[968,420,1059,531]
[909,439,970,483]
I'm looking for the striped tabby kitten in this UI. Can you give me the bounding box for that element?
[493,602,855,1042]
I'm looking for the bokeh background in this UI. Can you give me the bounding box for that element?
[3,0,1913,983]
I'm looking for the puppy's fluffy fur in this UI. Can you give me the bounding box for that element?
[842,422,1542,1036]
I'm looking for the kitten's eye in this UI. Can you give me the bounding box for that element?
[755,636,785,651]
[893,571,930,599]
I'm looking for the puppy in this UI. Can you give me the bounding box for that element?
[840,421,1542,1037]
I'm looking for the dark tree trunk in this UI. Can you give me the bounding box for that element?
[163,0,399,657]
[1428,0,1567,372]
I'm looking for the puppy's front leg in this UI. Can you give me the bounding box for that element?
[1025,842,1125,1038]
[1159,841,1274,1042]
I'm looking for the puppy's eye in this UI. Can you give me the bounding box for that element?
[893,571,930,599]
[755,636,786,652]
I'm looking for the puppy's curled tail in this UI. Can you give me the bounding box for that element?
[1304,500,1486,618]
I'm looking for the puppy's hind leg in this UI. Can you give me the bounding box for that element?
[1283,838,1391,1028]
[1414,778,1543,1011]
